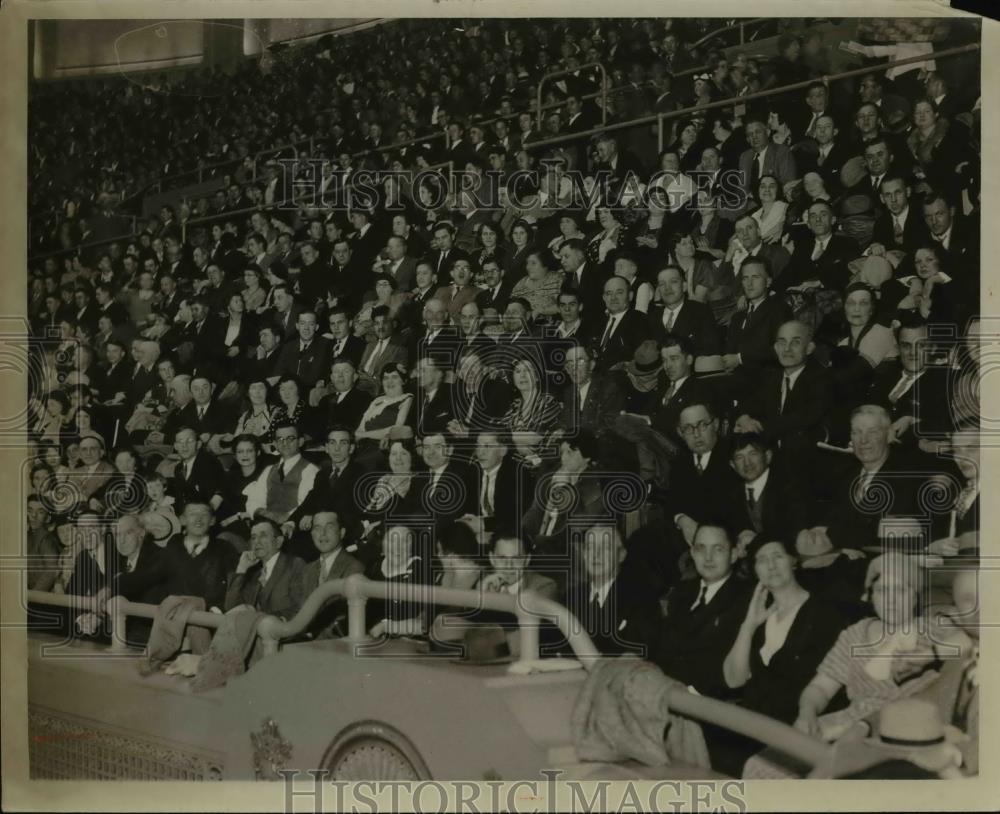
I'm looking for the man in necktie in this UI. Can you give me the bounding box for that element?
[571,525,660,655]
[474,431,507,522]
[226,518,306,620]
[189,376,216,442]
[165,502,237,614]
[863,137,892,198]
[652,524,751,697]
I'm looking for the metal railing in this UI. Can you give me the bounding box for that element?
[523,41,982,158]
[691,17,771,49]
[26,589,225,653]
[28,40,980,266]
[26,578,838,775]
[536,62,609,132]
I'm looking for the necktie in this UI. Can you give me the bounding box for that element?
[743,302,755,328]
[746,486,756,512]
[277,462,286,482]
[197,405,206,420]
[888,372,915,404]
[817,146,828,167]
[806,113,820,138]
[691,582,709,611]
[780,374,792,413]
[600,315,617,349]
[893,216,904,243]
[855,470,873,504]
[664,308,677,332]
[663,381,677,404]
[258,565,269,586]
[126,558,136,573]
[481,470,494,516]
[330,466,340,484]
[811,239,825,261]
[694,455,705,474]
[749,153,761,191]
[957,481,977,518]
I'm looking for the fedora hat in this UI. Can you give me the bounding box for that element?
[840,155,868,190]
[451,625,513,665]
[868,699,961,749]
[138,509,181,545]
[624,340,660,375]
[849,254,894,289]
[840,193,874,218]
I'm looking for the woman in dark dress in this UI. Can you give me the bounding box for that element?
[706,537,847,777]
[365,523,432,638]
[219,433,276,543]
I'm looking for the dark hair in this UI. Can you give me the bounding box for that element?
[746,536,797,562]
[251,516,283,537]
[729,431,773,457]
[565,428,600,463]
[662,333,696,357]
[380,361,408,381]
[739,254,774,278]
[439,522,481,560]
[231,433,264,456]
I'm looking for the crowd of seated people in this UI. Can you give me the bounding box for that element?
[24,16,982,780]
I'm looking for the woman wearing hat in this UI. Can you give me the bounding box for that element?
[510,250,564,320]
[500,357,562,436]
[837,282,899,367]
[906,98,971,200]
[546,211,588,265]
[705,537,846,776]
[586,207,626,271]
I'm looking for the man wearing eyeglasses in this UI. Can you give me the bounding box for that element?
[243,422,320,560]
[666,402,741,548]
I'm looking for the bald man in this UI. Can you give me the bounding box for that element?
[733,320,834,467]
[593,275,651,372]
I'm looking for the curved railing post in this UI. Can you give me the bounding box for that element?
[344,573,371,643]
[106,595,130,653]
[535,62,608,132]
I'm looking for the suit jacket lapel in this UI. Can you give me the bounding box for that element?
[259,554,286,607]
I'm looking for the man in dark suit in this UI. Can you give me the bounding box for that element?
[868,175,930,257]
[271,310,333,388]
[472,431,531,536]
[270,285,303,344]
[248,326,283,382]
[474,258,515,316]
[648,266,723,358]
[164,502,238,612]
[867,319,954,445]
[641,334,717,453]
[324,307,366,368]
[327,239,366,314]
[346,209,383,271]
[559,343,626,456]
[566,525,662,657]
[94,338,133,405]
[787,82,841,144]
[294,427,367,537]
[733,320,834,474]
[295,242,331,309]
[187,298,223,380]
[559,239,607,325]
[188,376,232,443]
[775,201,859,294]
[592,275,651,372]
[417,431,477,529]
[409,298,460,371]
[801,115,853,194]
[718,216,792,306]
[722,257,792,376]
[720,434,809,555]
[738,120,798,214]
[652,524,752,698]
[225,518,306,621]
[426,223,470,288]
[376,235,418,292]
[921,193,979,269]
[666,402,742,548]
[797,404,935,558]
[110,514,175,645]
[126,339,160,410]
[169,427,226,515]
[593,134,646,199]
[300,510,365,638]
[414,354,455,437]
